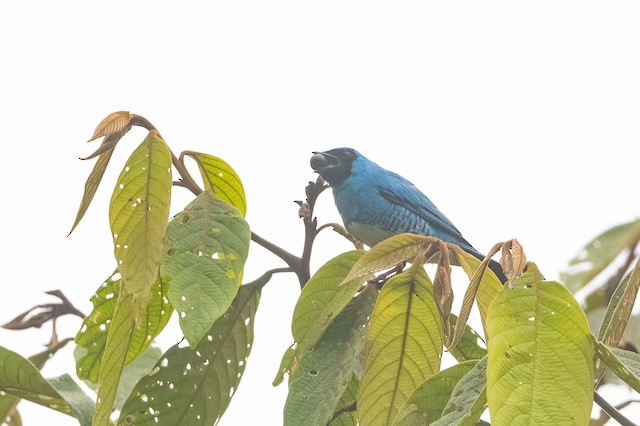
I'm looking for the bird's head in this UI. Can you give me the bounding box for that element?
[310,148,358,186]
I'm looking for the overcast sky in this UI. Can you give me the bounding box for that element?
[1,1,639,425]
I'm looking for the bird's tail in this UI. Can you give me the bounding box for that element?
[488,259,507,284]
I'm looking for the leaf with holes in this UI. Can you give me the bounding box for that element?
[430,357,487,426]
[562,219,640,293]
[341,234,432,285]
[596,343,640,393]
[486,265,594,425]
[0,346,94,426]
[118,284,259,426]
[292,250,369,357]
[273,344,296,387]
[109,131,172,319]
[75,271,173,383]
[330,375,358,426]
[284,285,377,426]
[161,190,250,347]
[357,266,443,426]
[184,151,247,216]
[596,259,640,382]
[396,359,478,426]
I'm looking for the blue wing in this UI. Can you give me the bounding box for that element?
[376,170,477,252]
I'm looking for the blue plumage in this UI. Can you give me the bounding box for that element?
[310,147,505,281]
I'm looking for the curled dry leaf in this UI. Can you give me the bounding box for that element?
[1,290,84,330]
[501,239,527,286]
[88,111,133,142]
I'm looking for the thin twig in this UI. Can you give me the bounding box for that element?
[244,268,293,290]
[594,390,638,426]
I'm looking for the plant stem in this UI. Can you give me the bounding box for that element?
[594,390,638,426]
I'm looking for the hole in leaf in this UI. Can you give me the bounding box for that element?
[309,370,318,376]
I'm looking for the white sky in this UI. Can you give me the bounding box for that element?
[1,1,639,425]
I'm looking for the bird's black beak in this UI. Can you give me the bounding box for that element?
[310,151,340,174]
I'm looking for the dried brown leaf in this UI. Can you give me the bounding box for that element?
[88,111,133,142]
[1,291,84,330]
[434,242,453,342]
[501,239,527,286]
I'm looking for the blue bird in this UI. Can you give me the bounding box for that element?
[310,147,505,282]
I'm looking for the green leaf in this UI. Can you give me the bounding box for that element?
[396,360,478,426]
[118,284,260,426]
[109,131,172,319]
[114,346,163,411]
[0,346,94,426]
[161,190,250,347]
[447,314,487,362]
[292,250,368,356]
[48,375,96,426]
[75,271,173,383]
[596,343,640,393]
[357,266,444,426]
[342,234,431,284]
[562,219,640,293]
[272,344,296,387]
[284,285,377,426]
[0,339,74,425]
[431,357,488,426]
[597,259,640,372]
[69,149,115,235]
[330,375,358,426]
[183,151,247,217]
[94,295,136,426]
[486,266,594,425]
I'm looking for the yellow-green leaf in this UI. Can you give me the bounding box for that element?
[184,151,247,216]
[358,266,443,426]
[562,219,640,293]
[341,234,431,285]
[109,131,172,319]
[396,359,478,426]
[161,191,250,347]
[596,342,640,393]
[292,250,368,357]
[75,271,173,383]
[486,266,594,425]
[93,295,135,426]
